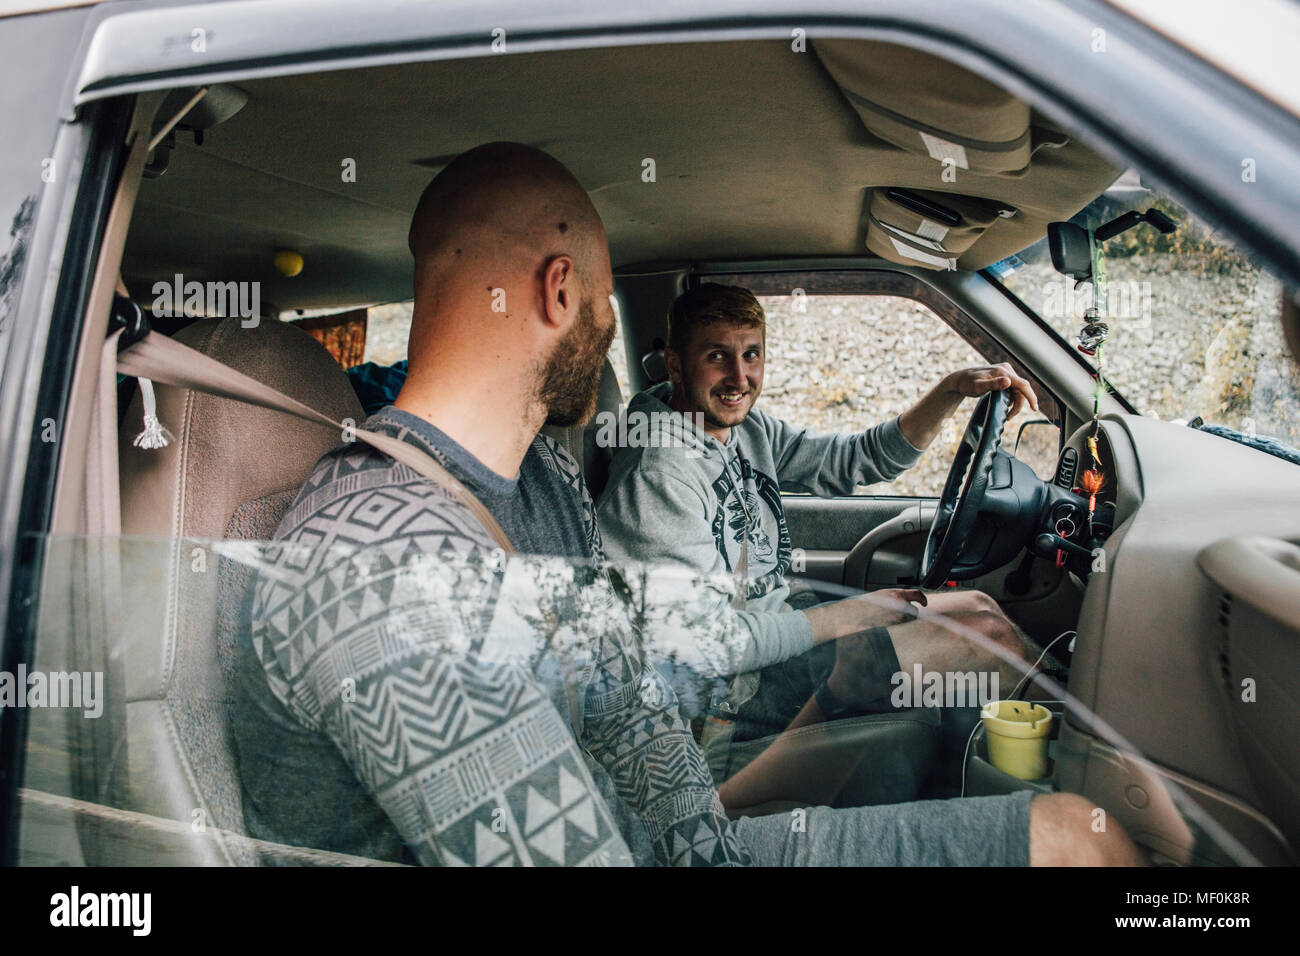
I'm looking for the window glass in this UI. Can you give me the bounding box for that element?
[757,293,1059,495]
[17,529,1249,866]
[606,292,629,403]
[362,301,412,366]
[996,185,1300,449]
[359,299,628,402]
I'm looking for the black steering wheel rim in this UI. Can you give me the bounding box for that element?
[920,389,1012,589]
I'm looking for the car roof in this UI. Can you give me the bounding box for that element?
[118,37,1119,312]
[25,0,1300,311]
[1109,0,1300,118]
[0,0,108,17]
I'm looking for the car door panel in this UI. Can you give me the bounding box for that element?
[783,495,916,553]
[784,495,916,587]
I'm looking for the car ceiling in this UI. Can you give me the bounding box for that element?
[121,38,1122,312]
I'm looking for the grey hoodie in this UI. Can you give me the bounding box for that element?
[597,381,924,686]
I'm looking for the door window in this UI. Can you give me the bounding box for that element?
[755,292,1060,495]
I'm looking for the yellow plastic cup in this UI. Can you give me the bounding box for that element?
[980,700,1053,780]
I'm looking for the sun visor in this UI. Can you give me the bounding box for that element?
[815,39,1066,176]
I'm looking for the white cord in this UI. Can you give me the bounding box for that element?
[959,718,982,798]
[960,629,1076,797]
[1010,629,1076,700]
[132,378,173,450]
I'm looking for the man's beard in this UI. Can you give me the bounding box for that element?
[539,295,616,427]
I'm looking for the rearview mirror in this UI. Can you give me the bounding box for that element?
[1047,221,1092,281]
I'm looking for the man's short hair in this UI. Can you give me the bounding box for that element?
[667,283,766,355]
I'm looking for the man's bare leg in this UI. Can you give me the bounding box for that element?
[1030,793,1145,865]
[715,694,883,812]
[905,589,1064,697]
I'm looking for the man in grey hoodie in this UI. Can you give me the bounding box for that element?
[598,283,1042,806]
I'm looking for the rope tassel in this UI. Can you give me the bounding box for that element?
[132,377,173,450]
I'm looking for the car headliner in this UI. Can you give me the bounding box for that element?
[120,38,1120,312]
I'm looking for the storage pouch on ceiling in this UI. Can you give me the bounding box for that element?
[864,188,1010,270]
[816,39,1067,175]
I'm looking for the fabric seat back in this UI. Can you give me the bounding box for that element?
[111,317,363,865]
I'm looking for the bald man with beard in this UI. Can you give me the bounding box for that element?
[232,142,1141,868]
[232,142,745,866]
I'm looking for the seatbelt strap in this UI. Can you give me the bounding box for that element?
[116,330,515,554]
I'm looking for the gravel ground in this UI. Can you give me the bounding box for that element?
[364,255,1298,495]
[364,302,414,367]
[364,300,631,399]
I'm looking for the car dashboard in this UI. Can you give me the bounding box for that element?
[1052,413,1300,864]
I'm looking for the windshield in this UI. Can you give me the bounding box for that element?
[987,175,1300,452]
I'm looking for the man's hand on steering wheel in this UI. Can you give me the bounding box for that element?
[898,363,1039,451]
[944,363,1039,419]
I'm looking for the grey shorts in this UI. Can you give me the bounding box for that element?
[732,626,899,742]
[732,789,1035,866]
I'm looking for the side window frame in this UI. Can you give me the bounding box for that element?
[0,94,137,865]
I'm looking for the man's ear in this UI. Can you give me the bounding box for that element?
[664,346,684,384]
[541,254,579,331]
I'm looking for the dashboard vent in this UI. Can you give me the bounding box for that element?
[1055,447,1079,488]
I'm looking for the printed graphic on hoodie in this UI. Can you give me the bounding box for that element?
[709,454,790,601]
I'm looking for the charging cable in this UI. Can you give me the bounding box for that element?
[960,629,1077,797]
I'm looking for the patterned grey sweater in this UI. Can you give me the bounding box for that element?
[234,408,749,866]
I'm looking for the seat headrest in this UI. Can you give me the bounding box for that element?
[641,348,668,384]
[595,356,624,416]
[119,317,364,540]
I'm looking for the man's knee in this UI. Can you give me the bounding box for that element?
[1029,792,1144,866]
[957,609,1027,661]
[963,589,1001,616]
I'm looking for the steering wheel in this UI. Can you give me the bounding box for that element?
[919,389,1013,589]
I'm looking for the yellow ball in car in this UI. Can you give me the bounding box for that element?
[274,249,304,277]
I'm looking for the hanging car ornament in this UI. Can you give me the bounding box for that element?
[1046,205,1177,539]
[1080,434,1106,534]
[1048,206,1175,361]
[1076,309,1110,356]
